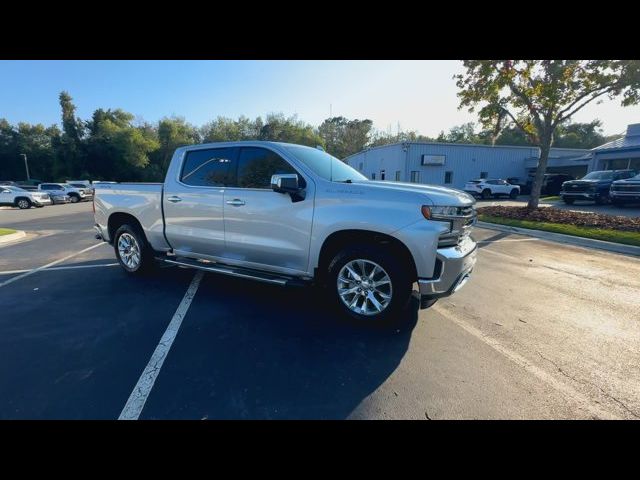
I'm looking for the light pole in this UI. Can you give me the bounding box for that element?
[20,154,30,181]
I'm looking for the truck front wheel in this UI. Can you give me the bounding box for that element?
[113,224,155,275]
[326,245,413,327]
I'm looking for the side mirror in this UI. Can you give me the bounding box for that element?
[271,174,300,194]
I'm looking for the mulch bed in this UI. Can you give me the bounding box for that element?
[477,206,640,233]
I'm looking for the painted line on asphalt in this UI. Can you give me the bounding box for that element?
[0,242,108,288]
[432,304,621,419]
[0,263,119,276]
[118,270,204,420]
[476,238,539,244]
[476,247,518,260]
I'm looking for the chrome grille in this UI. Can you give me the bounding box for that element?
[432,206,476,248]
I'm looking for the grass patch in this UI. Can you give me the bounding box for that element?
[478,214,640,247]
[540,195,561,201]
[0,228,17,236]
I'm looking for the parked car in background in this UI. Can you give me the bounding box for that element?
[65,182,94,199]
[464,178,520,199]
[539,174,574,196]
[66,180,95,195]
[38,183,88,203]
[507,177,529,195]
[610,173,640,206]
[0,185,51,209]
[560,170,637,205]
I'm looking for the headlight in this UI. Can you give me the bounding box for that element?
[422,205,460,219]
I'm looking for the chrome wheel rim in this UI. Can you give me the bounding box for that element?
[18,200,29,208]
[118,233,141,270]
[337,259,392,316]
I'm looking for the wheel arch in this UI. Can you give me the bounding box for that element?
[107,212,147,245]
[316,229,417,284]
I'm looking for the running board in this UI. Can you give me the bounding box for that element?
[157,257,309,287]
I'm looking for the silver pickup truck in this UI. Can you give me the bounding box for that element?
[94,141,477,325]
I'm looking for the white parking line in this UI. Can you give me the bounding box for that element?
[118,270,204,420]
[0,242,108,288]
[432,304,620,419]
[0,263,119,276]
[476,238,539,243]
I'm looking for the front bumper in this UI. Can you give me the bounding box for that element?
[32,198,52,206]
[417,236,477,308]
[610,191,640,202]
[560,191,600,200]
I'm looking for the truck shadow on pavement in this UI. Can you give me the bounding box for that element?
[138,268,419,420]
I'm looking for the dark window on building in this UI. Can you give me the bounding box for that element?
[480,171,488,179]
[395,170,401,181]
[444,171,453,184]
[371,172,376,180]
[181,148,237,187]
[236,147,298,189]
[359,162,364,171]
[410,171,420,183]
[380,170,386,180]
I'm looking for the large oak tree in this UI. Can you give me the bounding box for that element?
[455,60,640,209]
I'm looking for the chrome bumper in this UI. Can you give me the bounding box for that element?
[417,237,477,302]
[560,192,597,199]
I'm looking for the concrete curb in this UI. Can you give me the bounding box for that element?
[477,221,640,257]
[0,230,26,245]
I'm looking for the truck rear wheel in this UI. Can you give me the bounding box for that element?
[113,224,155,275]
[326,245,413,327]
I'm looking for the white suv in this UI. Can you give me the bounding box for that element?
[464,179,520,200]
[0,185,52,209]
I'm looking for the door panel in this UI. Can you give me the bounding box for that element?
[221,146,314,274]
[163,147,237,257]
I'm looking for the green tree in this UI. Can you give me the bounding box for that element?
[200,115,260,143]
[0,119,19,179]
[455,60,640,209]
[318,116,373,159]
[85,108,159,181]
[368,129,434,148]
[156,117,200,173]
[259,113,324,147]
[57,91,85,178]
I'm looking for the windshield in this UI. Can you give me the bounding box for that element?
[582,171,615,180]
[284,145,367,183]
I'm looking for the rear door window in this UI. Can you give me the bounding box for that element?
[180,147,238,187]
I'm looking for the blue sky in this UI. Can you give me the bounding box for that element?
[1,60,639,137]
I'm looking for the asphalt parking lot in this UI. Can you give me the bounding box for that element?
[1,202,639,419]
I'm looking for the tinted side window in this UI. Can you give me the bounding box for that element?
[236,147,298,189]
[181,148,237,187]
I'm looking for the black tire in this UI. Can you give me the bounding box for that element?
[481,189,492,200]
[69,194,80,203]
[325,244,413,327]
[509,189,519,199]
[563,197,575,205]
[113,224,156,275]
[16,197,32,209]
[595,195,608,205]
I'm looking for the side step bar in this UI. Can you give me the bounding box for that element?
[157,256,309,287]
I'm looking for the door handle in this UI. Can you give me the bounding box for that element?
[226,199,246,206]
[167,196,182,203]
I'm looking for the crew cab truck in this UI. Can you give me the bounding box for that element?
[93,142,477,325]
[560,169,637,205]
[610,173,640,205]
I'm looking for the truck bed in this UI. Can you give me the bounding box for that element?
[93,182,169,251]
